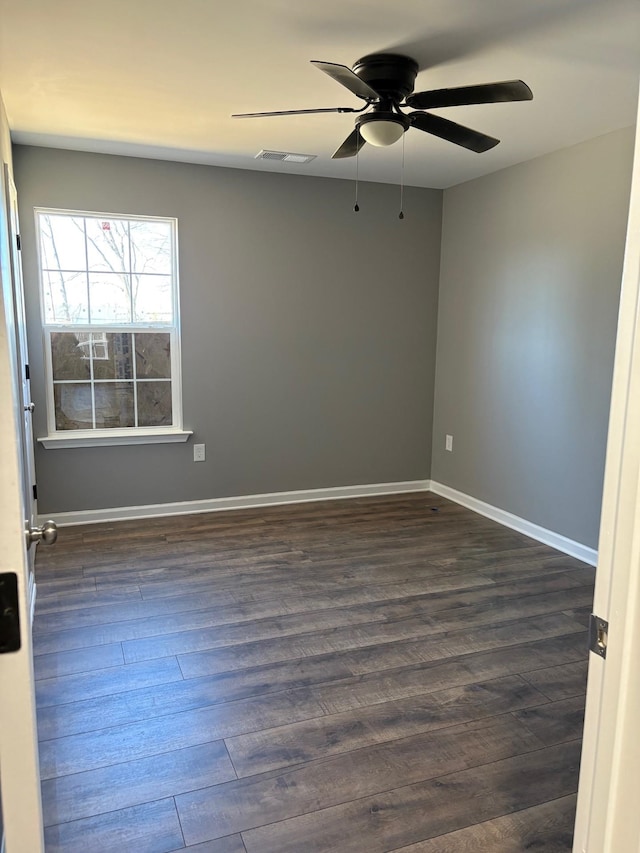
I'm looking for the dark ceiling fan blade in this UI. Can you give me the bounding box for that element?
[406,80,532,110]
[311,61,381,102]
[232,107,361,118]
[331,128,366,159]
[409,112,499,153]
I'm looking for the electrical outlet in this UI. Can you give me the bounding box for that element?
[193,443,206,462]
[445,434,453,452]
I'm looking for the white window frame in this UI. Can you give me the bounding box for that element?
[35,208,191,448]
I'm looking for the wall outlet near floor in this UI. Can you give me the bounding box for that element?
[445,434,453,452]
[193,443,206,462]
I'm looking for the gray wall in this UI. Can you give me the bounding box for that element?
[14,146,442,513]
[432,127,635,549]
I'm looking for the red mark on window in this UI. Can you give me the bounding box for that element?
[101,221,111,231]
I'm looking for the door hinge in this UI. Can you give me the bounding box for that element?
[32,484,38,501]
[589,614,608,659]
[16,233,21,251]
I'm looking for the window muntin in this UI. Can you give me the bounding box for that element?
[36,210,181,436]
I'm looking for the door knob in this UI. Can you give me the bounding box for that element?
[26,520,58,550]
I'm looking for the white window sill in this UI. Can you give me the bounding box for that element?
[38,429,193,449]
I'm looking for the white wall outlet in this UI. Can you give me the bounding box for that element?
[193,443,206,462]
[445,434,453,452]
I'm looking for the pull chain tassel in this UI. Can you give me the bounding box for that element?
[399,132,405,220]
[354,135,360,212]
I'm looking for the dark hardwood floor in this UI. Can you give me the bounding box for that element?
[33,492,594,852]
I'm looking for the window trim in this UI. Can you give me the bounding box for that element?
[34,208,188,447]
[37,428,192,449]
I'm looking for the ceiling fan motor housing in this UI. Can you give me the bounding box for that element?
[351,54,419,101]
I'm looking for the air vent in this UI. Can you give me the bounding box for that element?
[255,150,316,164]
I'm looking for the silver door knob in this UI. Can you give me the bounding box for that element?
[24,403,35,413]
[26,520,58,549]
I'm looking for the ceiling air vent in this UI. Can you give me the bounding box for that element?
[256,150,316,164]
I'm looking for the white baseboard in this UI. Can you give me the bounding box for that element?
[430,481,598,566]
[39,477,598,567]
[42,480,433,527]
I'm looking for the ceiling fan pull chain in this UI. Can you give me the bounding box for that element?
[354,137,360,212]
[399,133,405,220]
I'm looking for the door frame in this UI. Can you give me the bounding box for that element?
[0,116,44,851]
[573,89,640,851]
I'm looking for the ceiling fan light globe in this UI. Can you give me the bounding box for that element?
[359,119,405,147]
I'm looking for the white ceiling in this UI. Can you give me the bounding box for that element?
[0,0,638,189]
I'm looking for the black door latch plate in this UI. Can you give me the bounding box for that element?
[0,573,21,653]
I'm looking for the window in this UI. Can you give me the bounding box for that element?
[36,210,190,447]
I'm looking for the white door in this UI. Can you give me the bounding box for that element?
[573,90,640,851]
[0,165,48,851]
[5,170,40,599]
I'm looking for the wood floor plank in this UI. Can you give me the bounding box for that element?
[239,740,581,853]
[173,610,583,683]
[32,565,88,583]
[41,740,236,826]
[378,794,577,852]
[43,798,184,853]
[176,714,544,845]
[34,573,586,657]
[36,577,98,599]
[125,564,441,601]
[33,642,124,681]
[38,688,326,777]
[473,554,589,582]
[562,606,592,628]
[521,660,588,701]
[513,696,586,746]
[33,591,469,656]
[81,553,311,591]
[37,639,589,749]
[169,838,246,853]
[113,515,511,570]
[303,630,588,717]
[37,630,586,743]
[40,623,586,746]
[36,656,184,708]
[224,674,548,777]
[33,570,498,634]
[37,654,349,741]
[131,596,587,673]
[80,532,295,559]
[563,567,597,586]
[346,614,585,678]
[35,586,144,616]
[129,557,480,603]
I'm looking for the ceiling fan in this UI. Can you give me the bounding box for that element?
[233,53,533,158]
